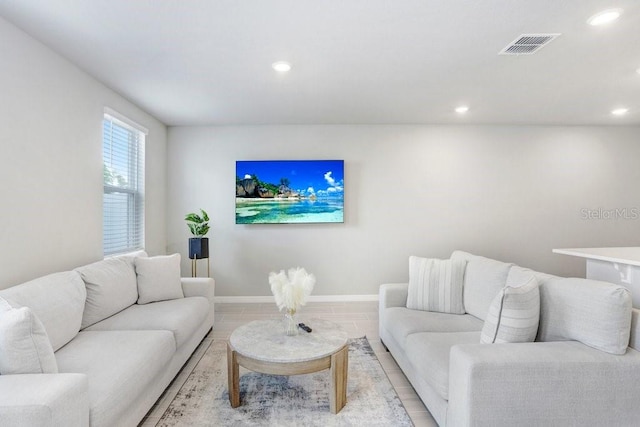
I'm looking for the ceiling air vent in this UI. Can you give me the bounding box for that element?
[499,33,561,55]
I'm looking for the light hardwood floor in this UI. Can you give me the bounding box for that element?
[141,301,438,426]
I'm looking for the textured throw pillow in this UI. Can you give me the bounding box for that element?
[0,297,58,375]
[406,256,467,314]
[135,254,184,304]
[76,255,140,329]
[480,275,540,344]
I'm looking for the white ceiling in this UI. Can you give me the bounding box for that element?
[1,0,639,126]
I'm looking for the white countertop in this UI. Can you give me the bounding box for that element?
[553,247,640,267]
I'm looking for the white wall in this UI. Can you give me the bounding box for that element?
[0,17,167,289]
[167,125,640,297]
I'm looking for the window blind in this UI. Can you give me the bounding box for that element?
[102,112,146,256]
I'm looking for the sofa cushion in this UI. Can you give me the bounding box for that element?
[630,308,640,351]
[407,256,466,314]
[383,307,483,348]
[405,331,481,400]
[75,255,140,329]
[135,254,184,304]
[84,296,209,348]
[55,330,174,427]
[538,277,632,355]
[480,275,540,344]
[451,251,512,321]
[0,271,86,351]
[0,373,89,426]
[0,297,58,374]
[506,265,557,288]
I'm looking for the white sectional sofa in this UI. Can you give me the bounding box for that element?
[379,250,640,426]
[0,251,215,427]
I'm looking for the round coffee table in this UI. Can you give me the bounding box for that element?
[227,318,349,414]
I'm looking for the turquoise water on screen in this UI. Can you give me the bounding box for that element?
[236,198,344,224]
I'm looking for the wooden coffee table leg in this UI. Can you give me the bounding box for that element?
[330,344,348,414]
[227,342,240,407]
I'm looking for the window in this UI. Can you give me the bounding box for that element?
[102,109,147,256]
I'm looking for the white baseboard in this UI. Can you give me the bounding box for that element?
[214,294,378,303]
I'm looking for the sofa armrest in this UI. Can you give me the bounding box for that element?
[448,341,640,426]
[181,277,215,302]
[0,373,89,427]
[181,277,215,328]
[378,283,408,346]
[379,283,408,310]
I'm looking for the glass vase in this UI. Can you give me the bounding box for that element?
[284,309,298,336]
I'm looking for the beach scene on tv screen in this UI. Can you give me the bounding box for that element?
[236,160,344,224]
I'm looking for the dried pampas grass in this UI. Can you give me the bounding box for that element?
[269,267,315,312]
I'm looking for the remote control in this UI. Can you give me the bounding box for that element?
[298,323,312,333]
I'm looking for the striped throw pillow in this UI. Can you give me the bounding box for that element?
[480,275,540,344]
[406,256,466,314]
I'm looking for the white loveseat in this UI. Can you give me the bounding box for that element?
[0,251,215,427]
[379,250,640,426]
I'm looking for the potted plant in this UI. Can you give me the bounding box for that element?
[185,209,210,260]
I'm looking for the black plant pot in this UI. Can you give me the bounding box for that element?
[188,237,209,260]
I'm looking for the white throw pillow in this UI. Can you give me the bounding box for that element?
[406,256,466,314]
[135,254,184,304]
[480,275,540,344]
[76,255,140,329]
[0,297,58,375]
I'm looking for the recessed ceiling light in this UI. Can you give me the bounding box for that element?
[272,61,291,72]
[455,106,469,114]
[611,108,629,116]
[636,67,640,74]
[587,9,622,26]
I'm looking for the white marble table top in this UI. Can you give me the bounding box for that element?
[229,318,348,363]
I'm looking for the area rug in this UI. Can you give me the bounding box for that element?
[158,337,413,426]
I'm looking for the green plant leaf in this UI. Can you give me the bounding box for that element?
[186,209,210,236]
[185,213,200,223]
[188,224,198,235]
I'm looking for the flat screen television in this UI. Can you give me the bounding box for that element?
[236,160,344,224]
